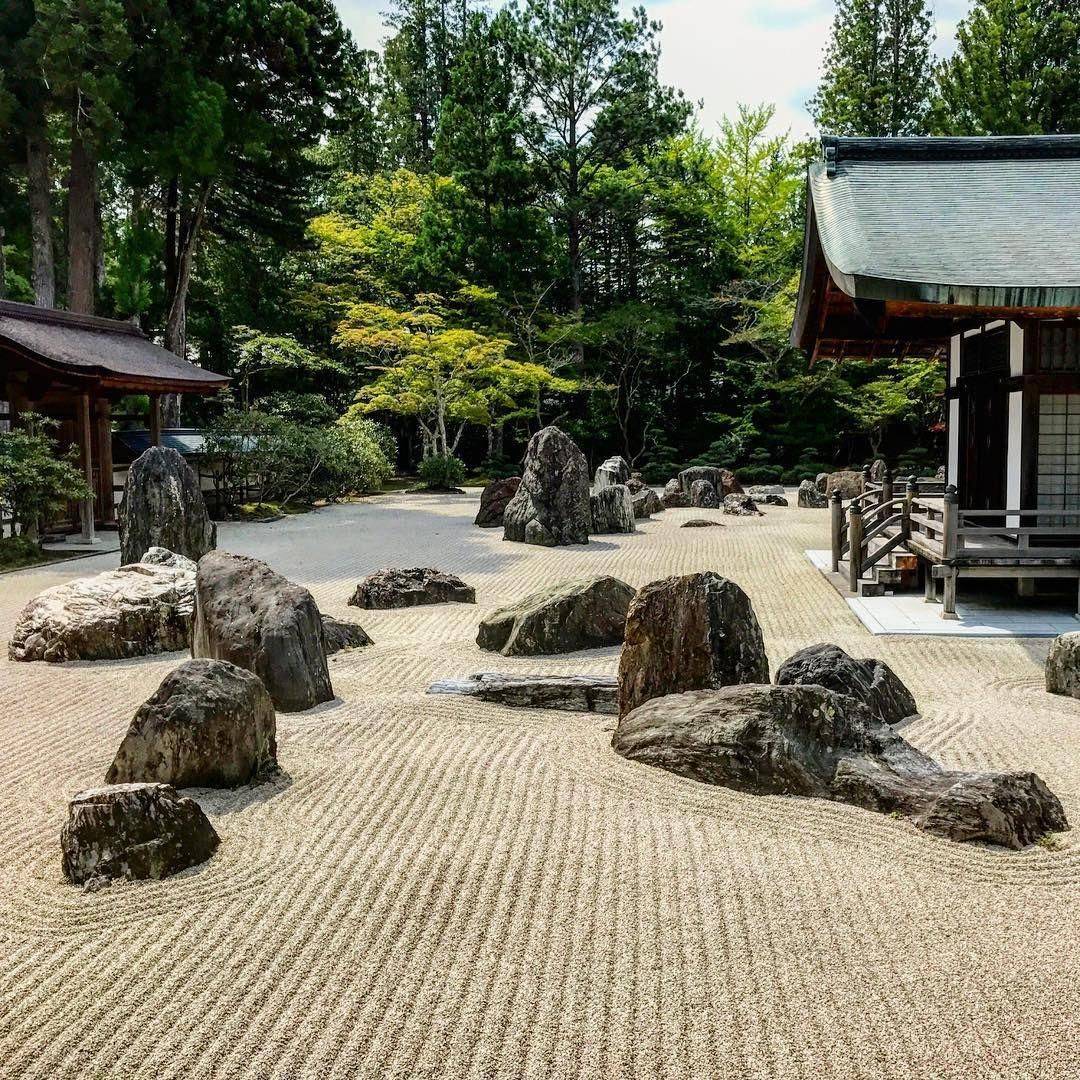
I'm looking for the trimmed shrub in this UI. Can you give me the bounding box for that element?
[418,453,466,490]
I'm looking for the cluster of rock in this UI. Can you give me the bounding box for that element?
[350,567,476,608]
[503,426,592,546]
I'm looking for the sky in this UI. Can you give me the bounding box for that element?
[333,0,970,139]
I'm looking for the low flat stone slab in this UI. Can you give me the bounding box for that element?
[322,615,374,653]
[350,567,476,609]
[681,519,725,528]
[429,673,618,714]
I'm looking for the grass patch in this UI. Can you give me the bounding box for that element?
[0,535,72,572]
[1036,832,1063,851]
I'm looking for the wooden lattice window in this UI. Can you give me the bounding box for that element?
[1038,323,1080,372]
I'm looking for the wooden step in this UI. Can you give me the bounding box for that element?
[874,568,905,585]
[858,580,887,597]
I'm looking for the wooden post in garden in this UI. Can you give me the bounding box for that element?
[943,485,958,560]
[149,393,162,446]
[903,476,917,539]
[848,502,863,592]
[861,464,871,494]
[881,467,892,505]
[830,491,843,572]
[77,392,96,544]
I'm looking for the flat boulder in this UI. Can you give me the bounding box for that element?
[776,643,917,726]
[594,456,630,490]
[107,659,277,788]
[798,480,827,508]
[681,519,724,528]
[590,484,636,534]
[429,673,618,714]
[825,470,863,500]
[475,477,521,528]
[192,551,333,712]
[690,479,719,509]
[679,466,742,497]
[1046,632,1080,697]
[61,783,220,885]
[503,426,591,546]
[477,576,635,656]
[322,615,374,653]
[119,446,216,565]
[632,488,662,518]
[617,572,768,717]
[762,494,788,507]
[8,550,196,663]
[661,479,690,508]
[349,567,476,609]
[613,684,1068,848]
[723,493,762,516]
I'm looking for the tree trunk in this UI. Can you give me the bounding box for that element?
[67,122,97,314]
[0,226,6,300]
[25,102,55,308]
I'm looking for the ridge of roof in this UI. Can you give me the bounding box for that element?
[822,134,1080,174]
[0,299,146,338]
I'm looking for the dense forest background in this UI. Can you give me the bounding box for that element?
[1,0,1077,484]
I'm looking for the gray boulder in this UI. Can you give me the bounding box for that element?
[475,477,522,528]
[762,494,788,507]
[594,456,630,490]
[612,684,1068,849]
[429,673,618,715]
[690,479,719,509]
[825,471,863,500]
[349,567,476,609]
[322,615,374,653]
[935,465,946,481]
[661,479,690,508]
[626,473,647,495]
[192,551,333,713]
[816,472,829,493]
[746,485,785,497]
[869,459,887,483]
[503,426,591,546]
[477,576,635,656]
[798,480,827,508]
[722,493,762,516]
[118,446,216,566]
[776,643,917,726]
[61,783,220,885]
[617,571,768,717]
[679,466,742,497]
[8,550,196,663]
[590,484,636,534]
[1046,633,1080,698]
[106,659,277,788]
[632,488,663,519]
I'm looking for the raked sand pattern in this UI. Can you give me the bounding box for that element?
[1,493,1078,1080]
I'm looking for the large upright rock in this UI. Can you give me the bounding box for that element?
[617,572,768,717]
[632,488,662,519]
[612,684,1068,849]
[1046,633,1080,698]
[776,643,917,726]
[475,477,521,528]
[825,471,863,500]
[798,480,827,508]
[478,576,635,656]
[61,783,220,885]
[349,567,476,608]
[8,550,196,663]
[594,456,630,490]
[590,485,636,534]
[119,446,216,566]
[690,479,719,509]
[106,659,277,788]
[192,552,333,712]
[503,426,591,546]
[679,466,742,497]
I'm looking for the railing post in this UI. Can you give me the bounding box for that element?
[881,467,892,506]
[861,464,871,494]
[830,491,843,572]
[848,502,864,592]
[903,475,917,539]
[943,484,958,559]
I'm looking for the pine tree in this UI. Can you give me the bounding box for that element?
[933,0,1080,135]
[810,0,935,136]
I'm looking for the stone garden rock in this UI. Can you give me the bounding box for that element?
[475,477,522,528]
[798,480,827,508]
[626,473,647,495]
[192,551,333,712]
[746,485,785,497]
[118,446,216,566]
[681,519,725,528]
[617,572,768,717]
[503,426,591,546]
[762,494,788,507]
[8,550,196,663]
[428,673,618,714]
[825,471,863,500]
[594,456,630,490]
[816,472,829,493]
[690,479,719,509]
[722,493,762,516]
[632,488,663,518]
[935,465,947,481]
[612,684,1067,849]
[661,479,690,508]
[590,485,636,534]
[349,567,476,609]
[477,576,635,657]
[776,643,917,726]
[870,459,887,483]
[1045,633,1080,697]
[107,659,277,788]
[322,615,374,654]
[61,783,220,885]
[679,466,742,497]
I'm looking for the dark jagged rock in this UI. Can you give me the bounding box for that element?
[118,446,216,565]
[428,673,618,714]
[590,484,636,534]
[776,643,917,726]
[61,783,220,885]
[722,493,762,516]
[679,466,742,497]
[816,472,829,493]
[799,480,827,508]
[661,479,690,508]
[632,488,663,518]
[503,426,591,546]
[626,474,647,495]
[681,519,725,528]
[617,572,768,717]
[475,477,522,528]
[322,615,374,653]
[192,551,333,713]
[594,456,630,490]
[349,567,476,609]
[107,659,277,788]
[763,494,788,507]
[477,576,635,656]
[613,684,1068,849]
[690,479,719,509]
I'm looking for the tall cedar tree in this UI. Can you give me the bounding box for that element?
[934,0,1080,135]
[810,0,935,136]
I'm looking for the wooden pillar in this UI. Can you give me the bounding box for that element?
[830,491,843,573]
[95,397,114,523]
[149,393,162,446]
[77,391,97,543]
[848,503,863,593]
